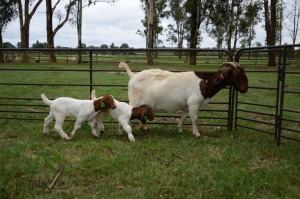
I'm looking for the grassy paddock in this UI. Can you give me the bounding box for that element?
[0,60,300,198]
[1,119,299,198]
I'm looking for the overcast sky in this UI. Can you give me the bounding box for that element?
[2,0,297,48]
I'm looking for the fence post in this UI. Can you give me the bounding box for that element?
[276,46,288,145]
[89,50,93,99]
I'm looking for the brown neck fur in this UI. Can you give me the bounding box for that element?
[195,71,229,99]
[131,107,143,121]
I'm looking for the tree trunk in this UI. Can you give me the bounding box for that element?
[77,0,82,64]
[264,0,277,66]
[189,0,200,65]
[147,0,154,65]
[17,0,43,63]
[0,31,4,63]
[226,0,234,53]
[46,0,56,62]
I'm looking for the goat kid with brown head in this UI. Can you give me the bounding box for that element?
[91,90,154,142]
[41,93,116,140]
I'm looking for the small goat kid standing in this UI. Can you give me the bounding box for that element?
[91,90,154,142]
[41,93,116,140]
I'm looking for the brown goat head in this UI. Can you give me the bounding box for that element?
[140,105,154,123]
[213,62,248,93]
[131,105,154,123]
[93,95,116,112]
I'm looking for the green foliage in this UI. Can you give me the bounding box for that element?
[32,40,48,48]
[0,0,17,30]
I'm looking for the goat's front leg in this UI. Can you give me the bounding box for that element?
[139,121,148,132]
[188,104,201,137]
[118,123,125,135]
[70,118,85,138]
[177,109,189,133]
[95,114,105,134]
[119,120,135,142]
[88,119,100,138]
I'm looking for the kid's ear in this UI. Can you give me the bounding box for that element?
[93,99,102,112]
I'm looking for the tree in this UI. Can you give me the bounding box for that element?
[0,0,17,63]
[264,0,277,66]
[120,43,129,48]
[207,0,261,54]
[46,0,76,62]
[147,0,154,65]
[286,0,300,45]
[166,0,188,58]
[17,0,43,63]
[69,0,118,64]
[100,44,109,49]
[32,40,47,48]
[3,42,16,48]
[240,1,263,49]
[185,0,207,65]
[138,0,167,65]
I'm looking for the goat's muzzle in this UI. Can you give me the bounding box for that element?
[238,84,248,93]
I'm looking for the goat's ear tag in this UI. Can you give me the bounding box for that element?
[219,73,224,79]
[144,116,148,121]
[101,103,106,108]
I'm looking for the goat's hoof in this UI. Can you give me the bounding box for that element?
[139,127,147,132]
[194,133,201,138]
[64,136,72,140]
[177,127,183,133]
[128,137,135,142]
[100,131,104,134]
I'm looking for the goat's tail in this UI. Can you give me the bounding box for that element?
[41,93,52,105]
[91,90,96,100]
[118,62,134,78]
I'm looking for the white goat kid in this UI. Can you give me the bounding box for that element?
[41,93,115,140]
[119,62,248,137]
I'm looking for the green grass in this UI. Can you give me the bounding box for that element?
[1,119,299,198]
[0,57,300,198]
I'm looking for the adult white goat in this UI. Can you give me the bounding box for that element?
[119,62,248,137]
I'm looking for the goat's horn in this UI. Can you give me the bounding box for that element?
[218,62,239,70]
[232,62,241,67]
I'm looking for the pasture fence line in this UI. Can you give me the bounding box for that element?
[0,48,234,133]
[1,46,299,145]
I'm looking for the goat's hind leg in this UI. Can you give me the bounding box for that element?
[43,113,54,135]
[120,120,135,142]
[177,109,189,133]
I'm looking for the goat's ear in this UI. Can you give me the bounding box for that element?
[213,69,231,85]
[93,99,102,112]
[140,109,148,123]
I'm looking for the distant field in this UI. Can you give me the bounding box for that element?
[0,54,299,198]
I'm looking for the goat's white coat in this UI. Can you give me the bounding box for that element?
[41,94,101,140]
[119,63,211,137]
[91,90,136,142]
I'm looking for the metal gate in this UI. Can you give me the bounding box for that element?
[234,44,300,145]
